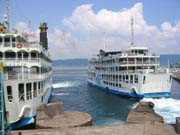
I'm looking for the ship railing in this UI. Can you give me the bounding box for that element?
[98,68,170,74]
[155,67,170,74]
[0,41,42,48]
[93,61,159,67]
[4,72,51,80]
[0,58,41,64]
[0,58,52,66]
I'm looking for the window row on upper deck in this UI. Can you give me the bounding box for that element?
[0,35,27,47]
[89,57,159,66]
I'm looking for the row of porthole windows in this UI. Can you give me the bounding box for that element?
[6,81,43,103]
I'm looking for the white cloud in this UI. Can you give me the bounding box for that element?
[60,3,180,58]
[63,3,147,35]
[48,28,77,59]
[14,3,180,59]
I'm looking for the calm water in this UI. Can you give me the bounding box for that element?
[49,67,180,125]
[49,69,136,125]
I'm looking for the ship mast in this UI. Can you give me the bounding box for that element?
[131,16,134,46]
[4,0,10,31]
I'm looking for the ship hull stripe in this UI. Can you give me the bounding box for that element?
[88,81,170,99]
[6,115,36,130]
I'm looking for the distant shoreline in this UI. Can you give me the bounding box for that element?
[53,66,88,73]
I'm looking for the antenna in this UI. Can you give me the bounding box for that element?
[4,0,10,31]
[103,32,106,51]
[131,16,134,46]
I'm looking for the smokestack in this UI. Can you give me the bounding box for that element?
[39,22,48,50]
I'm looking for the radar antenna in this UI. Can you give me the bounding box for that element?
[131,16,134,46]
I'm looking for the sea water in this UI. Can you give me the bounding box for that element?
[49,68,137,125]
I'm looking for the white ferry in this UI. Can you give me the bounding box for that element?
[88,18,171,99]
[0,21,52,129]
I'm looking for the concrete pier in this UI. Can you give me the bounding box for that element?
[11,101,179,135]
[126,101,164,123]
[36,102,92,129]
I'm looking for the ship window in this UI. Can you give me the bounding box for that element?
[19,84,25,102]
[4,37,10,47]
[116,75,118,82]
[7,86,13,102]
[119,75,121,82]
[0,52,2,58]
[33,82,37,98]
[126,75,129,83]
[0,37,2,45]
[135,75,138,83]
[12,37,16,47]
[41,82,43,93]
[26,83,32,100]
[143,76,146,84]
[130,75,133,83]
[38,82,40,89]
[123,75,125,82]
[139,50,143,54]
[38,82,41,94]
[12,38,15,42]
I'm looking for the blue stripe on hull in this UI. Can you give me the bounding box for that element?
[88,82,143,99]
[88,81,170,99]
[6,115,36,130]
[143,92,170,98]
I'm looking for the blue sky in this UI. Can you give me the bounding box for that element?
[0,0,180,59]
[2,0,179,30]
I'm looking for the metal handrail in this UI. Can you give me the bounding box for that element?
[4,72,51,80]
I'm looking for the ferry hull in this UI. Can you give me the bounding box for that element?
[6,88,52,130]
[88,81,170,99]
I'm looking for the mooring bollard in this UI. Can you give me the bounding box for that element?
[176,117,180,134]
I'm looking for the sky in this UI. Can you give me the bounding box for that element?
[0,0,180,60]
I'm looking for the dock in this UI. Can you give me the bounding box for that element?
[11,101,179,135]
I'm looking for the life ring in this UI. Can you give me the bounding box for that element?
[17,43,22,48]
